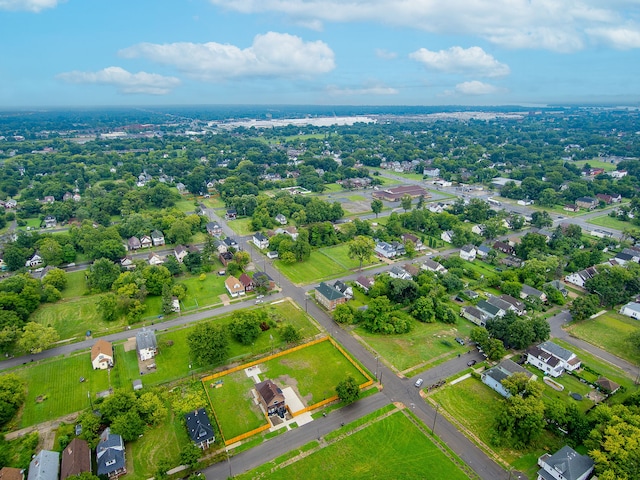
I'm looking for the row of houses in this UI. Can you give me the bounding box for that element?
[461,293,527,326]
[90,329,157,369]
[225,272,275,298]
[126,231,165,250]
[565,245,640,288]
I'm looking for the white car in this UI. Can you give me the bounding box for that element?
[414,378,424,388]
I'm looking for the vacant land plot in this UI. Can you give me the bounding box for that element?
[60,270,88,299]
[227,217,255,236]
[356,320,473,372]
[567,312,640,365]
[587,215,634,232]
[238,410,470,480]
[15,353,111,428]
[571,159,617,171]
[208,370,267,440]
[319,244,380,271]
[432,377,563,478]
[174,198,199,214]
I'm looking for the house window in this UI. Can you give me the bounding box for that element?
[106,459,116,466]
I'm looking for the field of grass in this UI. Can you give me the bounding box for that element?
[321,183,344,193]
[567,312,640,365]
[237,410,470,480]
[208,370,267,440]
[201,195,226,209]
[174,272,229,310]
[356,319,473,372]
[15,352,112,428]
[587,214,635,232]
[432,377,563,478]
[570,159,617,171]
[61,270,88,299]
[174,198,199,214]
[227,217,256,236]
[320,244,380,271]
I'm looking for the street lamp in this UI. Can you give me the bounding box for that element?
[375,356,379,381]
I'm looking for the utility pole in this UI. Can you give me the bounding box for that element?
[431,403,440,435]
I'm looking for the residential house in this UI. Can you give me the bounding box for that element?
[120,256,135,270]
[213,239,227,254]
[596,193,614,205]
[185,408,215,450]
[252,232,269,250]
[620,248,640,262]
[565,266,598,288]
[315,282,347,311]
[389,265,412,280]
[476,300,505,319]
[148,253,164,266]
[355,276,374,293]
[282,226,299,241]
[428,202,446,213]
[463,289,479,300]
[43,215,57,228]
[256,380,287,416]
[253,271,275,291]
[461,306,489,327]
[91,339,113,370]
[139,235,152,249]
[174,245,189,263]
[175,182,186,193]
[219,251,234,267]
[544,280,568,297]
[4,199,17,209]
[402,264,420,277]
[421,258,448,274]
[239,273,254,292]
[25,253,43,268]
[96,428,126,478]
[471,224,485,235]
[526,341,581,377]
[27,451,59,480]
[225,209,237,220]
[42,195,55,204]
[127,237,142,251]
[460,244,477,262]
[150,230,165,246]
[401,233,425,251]
[620,302,640,320]
[223,237,239,250]
[225,276,245,297]
[610,170,628,179]
[493,241,515,255]
[563,204,579,213]
[61,438,91,480]
[536,446,593,480]
[0,468,23,480]
[374,240,398,258]
[596,377,620,395]
[136,328,157,361]
[481,359,534,398]
[500,256,523,268]
[520,284,548,303]
[206,222,222,237]
[575,197,598,210]
[441,230,454,243]
[73,193,81,202]
[333,280,353,299]
[487,296,517,316]
[498,294,527,315]
[476,245,492,259]
[275,214,287,225]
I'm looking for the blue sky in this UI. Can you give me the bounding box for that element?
[1,0,640,107]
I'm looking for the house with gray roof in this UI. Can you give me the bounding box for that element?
[27,450,59,480]
[315,282,346,311]
[96,428,126,478]
[136,328,157,361]
[389,265,412,280]
[185,408,215,449]
[481,359,534,398]
[620,301,640,320]
[476,300,504,319]
[537,445,593,480]
[487,296,516,315]
[460,306,489,327]
[544,280,568,297]
[526,341,581,377]
[520,284,547,302]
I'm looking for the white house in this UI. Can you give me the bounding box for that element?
[471,224,485,235]
[441,230,454,243]
[537,446,594,480]
[136,328,158,361]
[389,266,412,280]
[565,266,598,288]
[252,232,269,250]
[91,339,113,370]
[421,258,448,274]
[26,253,43,267]
[275,214,287,225]
[460,244,477,262]
[148,253,164,266]
[526,341,581,377]
[620,302,640,320]
[375,240,398,258]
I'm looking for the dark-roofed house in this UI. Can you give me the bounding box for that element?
[127,236,141,251]
[185,408,215,449]
[565,266,598,288]
[239,273,254,292]
[596,377,620,395]
[520,284,547,302]
[0,467,23,480]
[401,233,424,251]
[499,294,526,316]
[151,230,165,246]
[476,300,505,319]
[256,380,286,416]
[487,296,516,316]
[460,244,476,262]
[174,245,189,263]
[27,450,59,480]
[61,438,91,480]
[576,197,598,210]
[91,339,113,370]
[252,232,269,250]
[537,445,593,480]
[206,222,222,237]
[421,258,448,274]
[225,209,237,220]
[389,265,412,280]
[493,241,514,255]
[333,280,353,299]
[355,276,374,292]
[96,428,126,478]
[461,306,489,327]
[219,251,234,266]
[253,271,275,291]
[476,245,492,259]
[136,328,157,361]
[526,341,581,377]
[315,282,346,311]
[481,359,534,398]
[403,264,420,277]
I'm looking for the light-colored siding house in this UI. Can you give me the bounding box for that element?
[136,328,158,361]
[225,275,245,297]
[91,339,113,370]
[252,232,269,250]
[526,341,581,377]
[481,359,534,398]
[536,446,593,480]
[460,244,477,262]
[620,302,640,320]
[27,450,59,480]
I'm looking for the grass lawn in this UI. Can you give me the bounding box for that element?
[174,272,229,311]
[587,214,635,232]
[432,377,563,478]
[346,194,367,202]
[321,183,344,193]
[208,370,267,440]
[237,410,470,480]
[570,159,617,171]
[15,352,112,428]
[567,312,640,365]
[227,217,256,236]
[174,198,199,214]
[319,244,380,271]
[275,251,347,285]
[60,270,88,299]
[356,319,473,372]
[202,195,226,209]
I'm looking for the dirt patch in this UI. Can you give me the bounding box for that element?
[219,294,231,306]
[123,337,137,353]
[275,374,312,405]
[279,358,312,370]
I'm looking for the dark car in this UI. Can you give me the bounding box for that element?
[467,360,477,367]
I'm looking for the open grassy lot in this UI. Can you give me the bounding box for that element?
[173,272,229,310]
[208,370,267,440]
[432,377,563,478]
[237,410,470,480]
[571,159,617,171]
[321,183,344,193]
[201,195,227,209]
[320,243,380,271]
[227,217,255,236]
[60,270,88,299]
[567,312,640,365]
[15,352,112,428]
[174,198,199,214]
[356,319,473,372]
[587,214,635,232]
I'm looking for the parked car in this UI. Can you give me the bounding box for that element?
[467,360,477,367]
[414,378,424,388]
[455,337,465,346]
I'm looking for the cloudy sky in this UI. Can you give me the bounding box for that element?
[1,0,640,107]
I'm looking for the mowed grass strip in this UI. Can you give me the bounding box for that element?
[356,320,473,372]
[261,340,368,405]
[567,312,640,365]
[238,411,470,480]
[318,244,380,271]
[587,214,635,232]
[208,370,267,440]
[275,251,348,285]
[16,353,111,427]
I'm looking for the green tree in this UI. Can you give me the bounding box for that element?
[347,235,375,271]
[97,293,119,322]
[18,322,59,354]
[229,312,262,345]
[280,324,302,344]
[494,374,545,448]
[280,251,296,264]
[530,211,553,228]
[138,391,167,425]
[333,304,355,324]
[168,219,193,245]
[100,390,138,423]
[38,238,64,266]
[371,199,383,218]
[234,251,250,269]
[163,254,182,276]
[0,374,26,427]
[142,265,173,296]
[400,195,412,213]
[411,296,436,323]
[569,294,600,321]
[336,376,360,404]
[87,258,121,293]
[188,323,230,366]
[111,410,145,442]
[180,443,202,467]
[41,268,67,291]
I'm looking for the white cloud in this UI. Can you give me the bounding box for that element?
[375,49,397,60]
[57,67,181,95]
[587,26,640,49]
[0,0,60,11]
[326,84,399,96]
[208,0,640,52]
[453,80,499,95]
[409,46,509,77]
[119,32,335,81]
